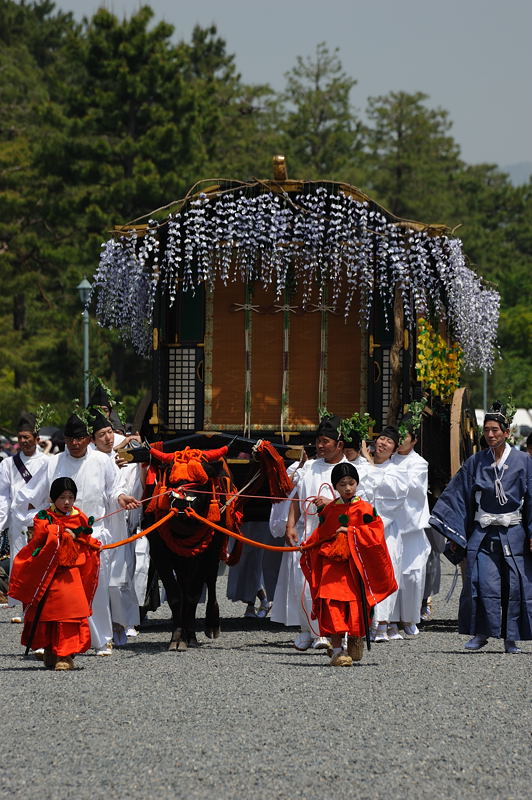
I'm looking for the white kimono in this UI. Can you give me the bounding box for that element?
[349,454,368,467]
[271,456,347,630]
[356,459,409,622]
[0,448,49,605]
[390,449,431,623]
[93,436,141,629]
[15,448,123,649]
[119,447,150,608]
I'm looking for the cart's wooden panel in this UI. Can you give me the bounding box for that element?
[209,281,245,427]
[327,309,362,419]
[206,282,363,430]
[287,289,321,427]
[249,285,284,427]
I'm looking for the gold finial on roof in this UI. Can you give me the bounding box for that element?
[272,155,288,181]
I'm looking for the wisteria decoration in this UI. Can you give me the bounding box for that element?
[93,186,499,367]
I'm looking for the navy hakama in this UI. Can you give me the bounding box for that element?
[430,447,532,641]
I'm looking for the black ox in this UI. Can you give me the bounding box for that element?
[141,445,241,651]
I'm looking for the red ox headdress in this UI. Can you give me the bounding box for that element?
[149,445,229,485]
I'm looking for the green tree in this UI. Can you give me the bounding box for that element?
[363,91,462,220]
[458,169,532,408]
[0,4,280,427]
[279,43,362,181]
[0,0,83,424]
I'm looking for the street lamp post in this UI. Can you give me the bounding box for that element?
[77,278,92,407]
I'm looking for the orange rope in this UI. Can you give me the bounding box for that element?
[80,510,178,551]
[184,507,321,552]
[92,490,173,523]
[81,496,332,554]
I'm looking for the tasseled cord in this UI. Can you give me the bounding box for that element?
[490,449,508,506]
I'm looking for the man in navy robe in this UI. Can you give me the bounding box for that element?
[430,403,532,653]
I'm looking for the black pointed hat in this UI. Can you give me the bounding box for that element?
[89,383,112,408]
[64,414,88,438]
[17,412,37,434]
[380,425,400,446]
[108,407,126,435]
[316,414,342,441]
[90,410,112,435]
[484,402,509,431]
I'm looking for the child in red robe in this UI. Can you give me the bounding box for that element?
[300,463,397,667]
[9,477,100,670]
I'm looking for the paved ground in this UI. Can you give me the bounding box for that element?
[1,563,530,800]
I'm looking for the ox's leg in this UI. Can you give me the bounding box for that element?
[205,533,222,639]
[181,555,205,647]
[147,532,186,651]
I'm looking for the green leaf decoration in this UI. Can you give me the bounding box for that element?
[90,376,126,424]
[339,412,376,443]
[398,397,428,443]
[35,403,55,431]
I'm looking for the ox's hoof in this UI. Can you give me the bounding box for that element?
[177,640,188,651]
[169,628,184,651]
[205,626,221,639]
[187,633,200,648]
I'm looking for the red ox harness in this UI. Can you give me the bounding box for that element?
[144,445,243,561]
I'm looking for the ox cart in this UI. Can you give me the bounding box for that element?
[95,156,498,486]
[94,157,499,647]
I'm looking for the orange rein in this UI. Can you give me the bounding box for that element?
[183,507,317,552]
[80,509,179,551]
[79,507,321,554]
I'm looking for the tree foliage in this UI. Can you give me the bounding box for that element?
[0,1,530,428]
[279,43,362,181]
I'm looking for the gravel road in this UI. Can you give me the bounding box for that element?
[1,563,529,800]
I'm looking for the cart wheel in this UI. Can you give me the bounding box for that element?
[450,387,479,476]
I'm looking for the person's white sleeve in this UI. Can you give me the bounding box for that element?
[404,459,428,508]
[103,459,127,508]
[0,460,12,530]
[13,460,51,527]
[361,463,409,510]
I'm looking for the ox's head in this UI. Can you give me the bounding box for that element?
[169,459,226,520]
[150,446,228,535]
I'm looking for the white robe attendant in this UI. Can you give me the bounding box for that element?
[390,449,431,624]
[15,448,123,649]
[356,459,409,622]
[271,456,347,631]
[94,436,141,630]
[0,449,49,606]
[119,447,150,608]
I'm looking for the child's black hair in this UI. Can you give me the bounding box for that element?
[331,462,359,487]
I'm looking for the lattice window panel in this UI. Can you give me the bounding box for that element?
[381,347,402,424]
[381,348,391,422]
[167,348,196,428]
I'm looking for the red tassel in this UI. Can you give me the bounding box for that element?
[255,440,293,500]
[320,531,351,561]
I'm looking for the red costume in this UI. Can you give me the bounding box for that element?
[300,498,397,637]
[9,506,100,657]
